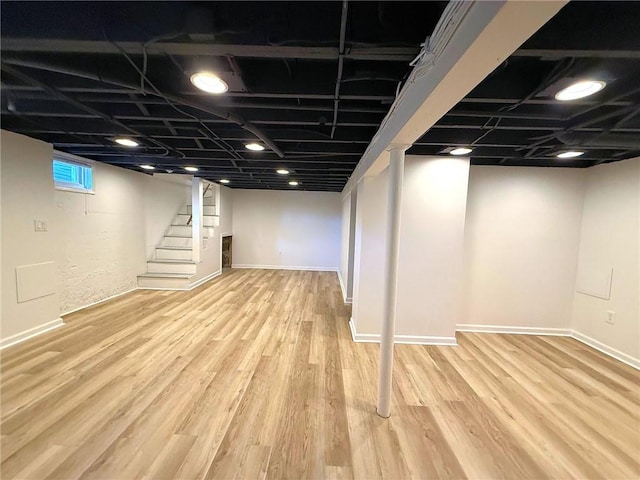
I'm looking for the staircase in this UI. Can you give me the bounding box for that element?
[138,184,219,289]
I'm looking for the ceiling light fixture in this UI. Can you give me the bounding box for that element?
[289,181,299,186]
[184,166,199,172]
[140,164,155,170]
[190,72,228,94]
[450,147,473,155]
[556,151,585,159]
[220,179,230,184]
[276,169,290,175]
[115,138,139,147]
[245,142,265,151]
[555,80,606,101]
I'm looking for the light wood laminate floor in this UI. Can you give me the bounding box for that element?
[1,269,639,479]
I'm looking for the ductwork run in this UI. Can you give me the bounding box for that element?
[558,133,640,149]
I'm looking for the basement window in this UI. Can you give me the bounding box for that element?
[53,158,94,193]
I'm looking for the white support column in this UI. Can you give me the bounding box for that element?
[377,144,409,418]
[191,177,203,263]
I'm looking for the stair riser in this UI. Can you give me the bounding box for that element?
[162,237,192,248]
[181,205,216,216]
[156,249,193,261]
[147,262,197,274]
[168,225,192,236]
[137,276,192,289]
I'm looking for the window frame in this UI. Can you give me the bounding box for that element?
[52,151,95,194]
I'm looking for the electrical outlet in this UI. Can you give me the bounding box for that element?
[606,310,616,325]
[34,220,48,232]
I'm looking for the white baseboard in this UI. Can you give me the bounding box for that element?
[456,324,639,370]
[571,331,640,370]
[189,269,222,289]
[349,318,457,346]
[456,324,572,336]
[61,287,138,317]
[0,318,64,350]
[232,264,339,272]
[139,269,223,291]
[336,271,352,304]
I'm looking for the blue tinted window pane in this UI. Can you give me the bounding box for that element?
[53,160,92,191]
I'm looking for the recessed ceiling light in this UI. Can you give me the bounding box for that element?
[219,179,230,184]
[184,166,199,172]
[450,147,473,155]
[115,138,139,147]
[245,142,265,151]
[140,164,155,170]
[556,151,585,159]
[555,80,606,101]
[289,181,299,186]
[276,169,290,175]
[190,72,228,94]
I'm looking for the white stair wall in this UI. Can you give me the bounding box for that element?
[138,181,219,289]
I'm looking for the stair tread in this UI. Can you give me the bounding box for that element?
[138,273,193,279]
[156,246,192,250]
[148,259,197,264]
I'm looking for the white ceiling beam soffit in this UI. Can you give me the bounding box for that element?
[342,0,568,197]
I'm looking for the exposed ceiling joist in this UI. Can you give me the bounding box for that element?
[512,48,640,59]
[343,0,568,194]
[0,38,419,61]
[2,1,637,192]
[2,85,396,102]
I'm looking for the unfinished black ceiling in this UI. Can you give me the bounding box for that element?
[1,1,639,192]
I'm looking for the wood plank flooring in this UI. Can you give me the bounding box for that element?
[1,269,639,479]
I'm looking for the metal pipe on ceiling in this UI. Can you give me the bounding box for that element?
[0,57,285,158]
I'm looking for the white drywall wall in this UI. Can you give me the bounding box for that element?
[571,158,639,361]
[396,156,470,338]
[231,189,341,270]
[463,166,586,330]
[1,131,61,341]
[351,156,470,341]
[144,174,191,259]
[339,189,357,302]
[340,194,351,298]
[351,171,388,335]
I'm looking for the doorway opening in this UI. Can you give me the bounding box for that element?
[222,235,232,269]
